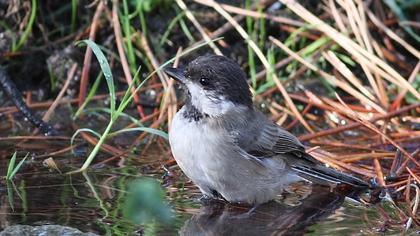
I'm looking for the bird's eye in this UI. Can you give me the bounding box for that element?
[199,77,210,86]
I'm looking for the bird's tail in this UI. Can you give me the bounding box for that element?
[291,164,370,188]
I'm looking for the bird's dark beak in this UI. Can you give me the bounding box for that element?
[163,67,185,83]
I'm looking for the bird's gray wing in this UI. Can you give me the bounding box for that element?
[231,110,369,187]
[232,110,308,160]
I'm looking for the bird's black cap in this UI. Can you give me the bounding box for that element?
[164,55,253,107]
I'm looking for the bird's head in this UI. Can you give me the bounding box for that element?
[164,55,252,117]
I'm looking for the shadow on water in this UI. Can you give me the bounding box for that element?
[0,139,404,235]
[180,185,346,236]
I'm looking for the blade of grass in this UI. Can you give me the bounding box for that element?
[176,0,222,55]
[367,10,420,59]
[383,0,420,43]
[6,152,29,180]
[110,127,169,140]
[71,128,102,148]
[178,16,196,43]
[73,72,103,119]
[7,181,14,211]
[9,153,29,180]
[257,5,266,49]
[71,0,78,32]
[160,11,186,46]
[83,108,144,127]
[12,0,37,52]
[122,0,138,75]
[323,51,376,101]
[78,1,105,107]
[76,40,116,115]
[6,152,17,180]
[198,0,304,26]
[335,0,381,102]
[112,1,145,118]
[246,0,257,89]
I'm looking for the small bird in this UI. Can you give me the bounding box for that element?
[164,55,367,205]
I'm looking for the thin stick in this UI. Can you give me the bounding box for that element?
[390,61,420,111]
[176,0,222,55]
[299,102,420,141]
[112,0,145,118]
[323,51,376,101]
[196,0,304,26]
[329,0,347,33]
[0,91,127,115]
[78,1,104,106]
[137,32,178,129]
[373,158,385,186]
[406,168,420,185]
[367,10,420,60]
[43,63,78,121]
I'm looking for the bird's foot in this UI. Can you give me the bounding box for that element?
[199,195,227,205]
[227,204,259,219]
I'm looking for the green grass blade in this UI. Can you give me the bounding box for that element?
[6,152,17,180]
[111,127,169,140]
[301,36,329,57]
[12,0,37,51]
[73,72,103,120]
[9,153,29,179]
[179,18,195,42]
[258,6,266,49]
[160,11,186,46]
[76,39,116,115]
[84,107,144,127]
[122,0,137,74]
[116,66,143,116]
[384,0,420,42]
[71,0,78,32]
[7,181,14,211]
[76,121,114,172]
[71,128,102,148]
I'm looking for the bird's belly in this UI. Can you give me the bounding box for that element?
[169,111,299,204]
[169,113,221,192]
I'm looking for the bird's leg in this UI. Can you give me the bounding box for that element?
[227,202,260,219]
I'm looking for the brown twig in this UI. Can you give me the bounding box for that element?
[112,0,145,118]
[299,103,420,141]
[43,63,78,121]
[390,61,420,111]
[78,1,104,107]
[373,158,386,186]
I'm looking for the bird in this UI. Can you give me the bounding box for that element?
[163,55,368,205]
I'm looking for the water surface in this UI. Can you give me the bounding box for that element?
[0,139,414,235]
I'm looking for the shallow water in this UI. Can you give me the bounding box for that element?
[0,144,416,236]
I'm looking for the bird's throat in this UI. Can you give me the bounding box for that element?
[182,102,208,122]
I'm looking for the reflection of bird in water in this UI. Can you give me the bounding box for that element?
[180,185,357,236]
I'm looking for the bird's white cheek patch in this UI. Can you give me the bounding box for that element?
[186,82,235,117]
[186,82,203,107]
